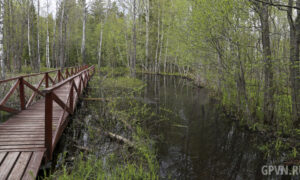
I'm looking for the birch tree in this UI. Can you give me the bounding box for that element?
[0,0,4,79]
[46,0,50,68]
[144,0,149,70]
[98,0,109,69]
[131,0,136,77]
[154,9,160,73]
[52,0,58,67]
[81,0,87,64]
[27,0,32,69]
[36,0,40,71]
[59,0,66,68]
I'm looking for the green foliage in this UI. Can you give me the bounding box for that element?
[49,150,158,180]
[101,76,145,91]
[100,67,130,77]
[21,66,34,74]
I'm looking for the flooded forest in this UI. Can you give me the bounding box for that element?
[0,0,299,179]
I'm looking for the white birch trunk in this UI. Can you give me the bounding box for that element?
[27,2,32,68]
[0,0,5,79]
[164,38,168,73]
[131,0,136,77]
[37,0,40,71]
[81,0,86,64]
[145,0,149,70]
[46,0,50,68]
[98,0,110,69]
[59,0,65,68]
[98,23,103,68]
[52,1,58,67]
[158,18,164,73]
[155,11,160,73]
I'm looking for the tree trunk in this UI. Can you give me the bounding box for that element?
[287,0,300,125]
[259,1,274,124]
[0,0,5,80]
[46,0,50,68]
[6,0,11,72]
[164,38,168,73]
[52,1,58,67]
[81,0,87,64]
[155,10,160,73]
[36,0,40,72]
[131,0,136,77]
[158,13,164,73]
[59,0,66,68]
[98,0,110,69]
[98,23,103,68]
[145,0,149,70]
[27,1,32,70]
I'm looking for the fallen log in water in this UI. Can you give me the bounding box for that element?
[74,145,91,152]
[104,131,135,148]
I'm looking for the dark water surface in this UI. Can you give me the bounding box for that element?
[139,74,267,180]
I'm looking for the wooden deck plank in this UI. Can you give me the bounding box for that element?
[0,141,44,145]
[0,145,44,149]
[0,138,44,142]
[0,152,7,164]
[22,151,44,180]
[0,135,44,138]
[0,148,45,152]
[0,129,44,132]
[8,152,32,180]
[0,131,45,134]
[0,152,20,179]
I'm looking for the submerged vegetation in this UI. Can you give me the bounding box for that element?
[46,68,165,179]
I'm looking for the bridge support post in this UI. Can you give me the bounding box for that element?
[45,92,53,160]
[58,70,61,82]
[70,81,74,112]
[45,73,49,88]
[19,78,25,110]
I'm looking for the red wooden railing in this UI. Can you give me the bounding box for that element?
[0,65,89,113]
[0,65,95,160]
[42,65,95,159]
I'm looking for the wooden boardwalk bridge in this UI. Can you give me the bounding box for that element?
[0,65,95,179]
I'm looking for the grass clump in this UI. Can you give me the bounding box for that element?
[102,77,145,91]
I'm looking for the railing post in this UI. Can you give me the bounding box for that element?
[78,76,82,95]
[45,92,53,160]
[70,81,74,112]
[58,70,61,82]
[19,77,26,110]
[66,68,69,78]
[45,73,49,88]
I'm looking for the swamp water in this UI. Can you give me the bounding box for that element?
[44,74,293,179]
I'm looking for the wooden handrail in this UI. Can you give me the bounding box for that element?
[42,66,93,93]
[43,65,95,160]
[0,65,89,114]
[0,66,84,84]
[0,69,59,84]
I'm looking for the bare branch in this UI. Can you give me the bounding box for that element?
[249,0,300,10]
